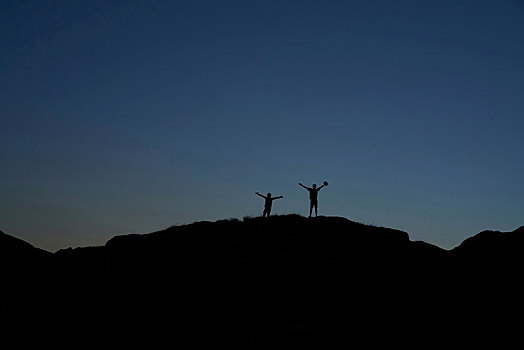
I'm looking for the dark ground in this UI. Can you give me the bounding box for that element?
[1,215,523,347]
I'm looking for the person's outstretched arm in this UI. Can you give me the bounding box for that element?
[255,192,266,199]
[299,183,309,190]
[317,184,326,190]
[274,195,284,200]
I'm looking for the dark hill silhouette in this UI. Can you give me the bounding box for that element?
[0,230,53,342]
[0,229,51,282]
[0,229,51,261]
[451,225,524,257]
[450,225,524,278]
[1,216,523,347]
[447,226,524,345]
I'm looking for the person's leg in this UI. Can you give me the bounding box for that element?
[262,208,267,217]
[309,202,313,217]
[315,203,318,217]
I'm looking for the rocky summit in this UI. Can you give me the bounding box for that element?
[1,215,523,347]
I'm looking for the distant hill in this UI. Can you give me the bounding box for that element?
[0,230,51,260]
[449,225,524,283]
[451,225,524,257]
[1,216,523,347]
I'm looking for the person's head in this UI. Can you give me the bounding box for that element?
[267,192,271,197]
[312,184,317,189]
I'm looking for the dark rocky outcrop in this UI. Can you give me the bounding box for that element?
[1,216,523,347]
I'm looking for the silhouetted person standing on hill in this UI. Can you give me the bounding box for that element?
[299,181,328,217]
[255,192,284,217]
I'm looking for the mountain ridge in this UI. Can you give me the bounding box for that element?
[0,229,52,262]
[1,215,523,347]
[3,216,522,254]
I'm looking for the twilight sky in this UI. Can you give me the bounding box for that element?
[1,0,523,252]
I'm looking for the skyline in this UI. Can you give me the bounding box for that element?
[1,0,524,252]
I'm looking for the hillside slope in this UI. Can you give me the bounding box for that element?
[1,216,523,347]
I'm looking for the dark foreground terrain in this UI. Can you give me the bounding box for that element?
[1,215,523,347]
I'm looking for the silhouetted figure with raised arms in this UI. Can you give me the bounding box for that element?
[255,192,283,217]
[299,181,328,217]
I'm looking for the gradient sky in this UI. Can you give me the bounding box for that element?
[1,0,524,252]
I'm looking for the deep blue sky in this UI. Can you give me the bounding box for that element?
[1,0,523,252]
